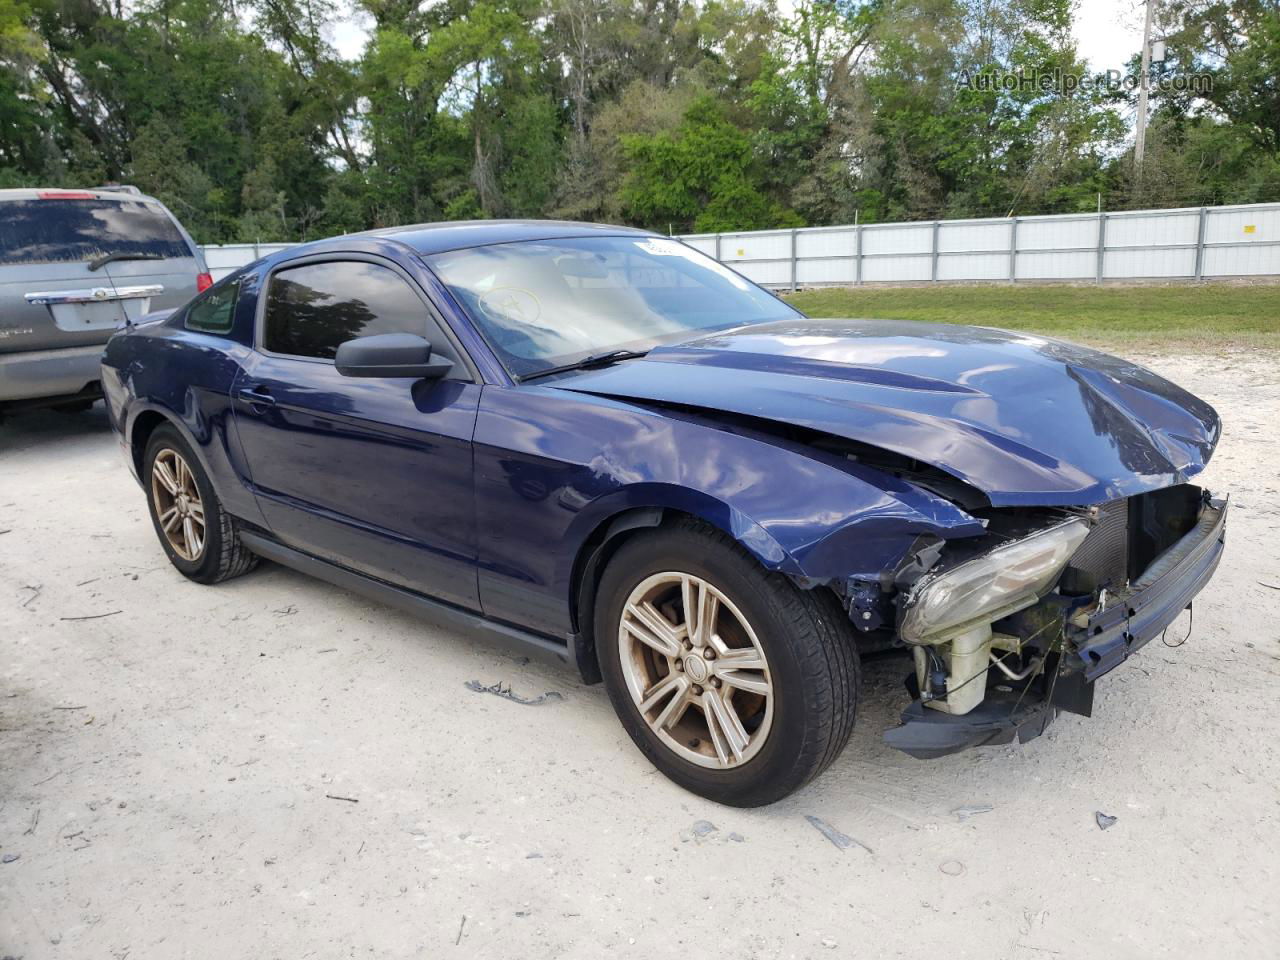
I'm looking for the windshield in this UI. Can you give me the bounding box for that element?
[425,235,799,378]
[0,197,192,266]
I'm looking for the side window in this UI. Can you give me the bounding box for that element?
[185,277,241,334]
[263,260,430,361]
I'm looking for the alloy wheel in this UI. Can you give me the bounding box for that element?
[618,571,774,769]
[151,448,206,562]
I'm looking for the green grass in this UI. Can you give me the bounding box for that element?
[784,282,1280,351]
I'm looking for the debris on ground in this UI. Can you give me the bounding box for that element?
[1095,811,1118,830]
[325,794,359,803]
[939,860,965,876]
[951,803,995,822]
[691,820,717,837]
[59,611,121,622]
[804,815,873,853]
[2,853,21,864]
[463,680,564,706]
[728,831,745,842]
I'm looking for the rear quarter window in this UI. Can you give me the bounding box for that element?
[0,197,193,266]
[185,277,241,334]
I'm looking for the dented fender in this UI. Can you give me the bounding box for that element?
[472,384,986,639]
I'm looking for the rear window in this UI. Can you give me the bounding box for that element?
[185,277,241,334]
[0,197,192,266]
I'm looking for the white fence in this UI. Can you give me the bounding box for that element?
[202,242,296,281]
[682,201,1280,288]
[202,201,1280,286]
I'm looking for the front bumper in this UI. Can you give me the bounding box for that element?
[1074,497,1227,680]
[884,496,1228,759]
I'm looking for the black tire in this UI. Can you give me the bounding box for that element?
[143,424,258,584]
[595,518,860,807]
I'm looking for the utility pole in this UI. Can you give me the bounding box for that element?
[1134,0,1155,166]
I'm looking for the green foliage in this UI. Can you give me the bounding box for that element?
[621,96,799,231]
[0,0,1276,242]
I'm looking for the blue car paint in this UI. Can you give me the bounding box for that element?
[559,318,1220,507]
[102,323,268,528]
[472,384,986,638]
[101,221,1222,672]
[231,351,484,610]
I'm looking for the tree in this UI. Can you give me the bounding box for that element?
[1,0,1275,241]
[620,95,801,231]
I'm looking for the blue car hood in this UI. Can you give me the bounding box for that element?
[556,318,1220,507]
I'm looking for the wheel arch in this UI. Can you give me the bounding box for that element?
[126,405,226,496]
[564,487,804,684]
[128,408,175,478]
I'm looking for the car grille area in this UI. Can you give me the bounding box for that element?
[1060,484,1206,596]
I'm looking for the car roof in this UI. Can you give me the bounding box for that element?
[353,219,659,256]
[0,187,163,204]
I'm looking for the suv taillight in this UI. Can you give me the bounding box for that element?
[196,272,213,292]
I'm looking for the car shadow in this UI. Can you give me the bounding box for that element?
[0,403,112,456]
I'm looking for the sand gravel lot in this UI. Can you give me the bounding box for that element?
[2,349,1278,959]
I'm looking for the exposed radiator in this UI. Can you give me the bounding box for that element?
[1067,498,1130,591]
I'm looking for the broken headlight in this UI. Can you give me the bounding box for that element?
[900,518,1090,644]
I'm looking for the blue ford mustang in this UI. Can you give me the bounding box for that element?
[102,220,1227,806]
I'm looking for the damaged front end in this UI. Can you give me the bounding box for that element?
[880,484,1228,759]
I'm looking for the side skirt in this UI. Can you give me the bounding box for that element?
[239,532,571,669]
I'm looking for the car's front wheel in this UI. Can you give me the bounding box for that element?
[143,424,258,584]
[595,519,860,806]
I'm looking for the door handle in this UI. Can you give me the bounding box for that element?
[237,386,275,408]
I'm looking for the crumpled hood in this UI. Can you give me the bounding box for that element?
[555,318,1220,507]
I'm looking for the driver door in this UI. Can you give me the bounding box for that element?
[231,255,481,610]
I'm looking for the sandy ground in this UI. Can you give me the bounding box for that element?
[1,349,1278,959]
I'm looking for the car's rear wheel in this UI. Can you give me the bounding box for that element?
[143,425,258,584]
[595,519,860,807]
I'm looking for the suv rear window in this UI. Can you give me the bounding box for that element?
[0,197,192,266]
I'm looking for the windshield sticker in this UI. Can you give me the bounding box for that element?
[634,238,687,257]
[633,237,751,290]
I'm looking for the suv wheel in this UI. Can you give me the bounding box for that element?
[595,519,860,806]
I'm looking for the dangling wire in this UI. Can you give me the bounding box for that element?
[1161,603,1194,648]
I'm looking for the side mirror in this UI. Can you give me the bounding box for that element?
[335,333,452,380]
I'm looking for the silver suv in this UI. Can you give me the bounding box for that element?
[0,186,210,417]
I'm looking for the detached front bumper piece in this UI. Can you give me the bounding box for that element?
[884,496,1227,759]
[884,688,1057,759]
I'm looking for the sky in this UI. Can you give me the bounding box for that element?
[327,0,1150,77]
[1073,0,1148,72]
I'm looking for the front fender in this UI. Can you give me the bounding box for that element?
[474,385,984,640]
